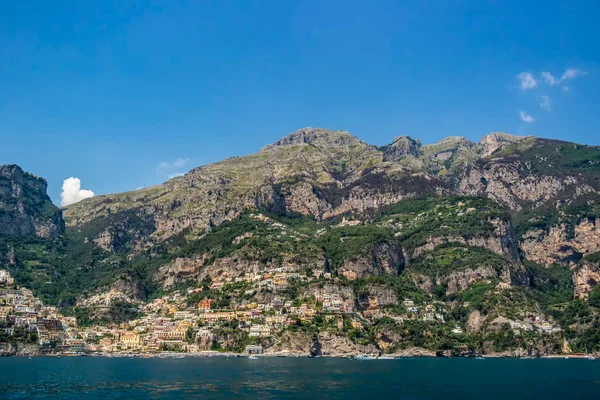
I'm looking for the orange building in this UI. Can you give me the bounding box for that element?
[198,299,214,311]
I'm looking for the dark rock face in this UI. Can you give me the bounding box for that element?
[372,242,407,275]
[383,136,422,161]
[339,241,407,279]
[112,273,147,301]
[310,335,323,357]
[0,342,40,356]
[0,165,64,238]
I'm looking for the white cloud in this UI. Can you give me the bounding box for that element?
[539,95,551,111]
[517,72,537,90]
[60,177,94,206]
[561,68,587,81]
[539,68,587,87]
[520,111,534,123]
[541,72,558,86]
[156,158,190,179]
[562,85,570,92]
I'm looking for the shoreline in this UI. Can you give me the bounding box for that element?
[3,351,598,360]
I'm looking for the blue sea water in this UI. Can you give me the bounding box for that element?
[1,357,599,399]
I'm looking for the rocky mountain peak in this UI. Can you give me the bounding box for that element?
[261,127,366,151]
[479,132,527,157]
[421,136,476,164]
[0,164,64,238]
[382,136,423,161]
[434,136,474,148]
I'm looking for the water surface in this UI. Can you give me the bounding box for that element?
[1,357,599,399]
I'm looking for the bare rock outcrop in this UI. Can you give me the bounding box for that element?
[382,136,422,161]
[467,310,485,332]
[522,219,600,267]
[0,164,63,238]
[574,257,600,299]
[479,132,526,157]
[339,241,407,279]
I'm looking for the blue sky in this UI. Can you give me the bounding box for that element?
[0,1,598,205]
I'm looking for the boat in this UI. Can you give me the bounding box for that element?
[475,356,484,360]
[355,354,376,360]
[377,355,395,360]
[248,355,258,360]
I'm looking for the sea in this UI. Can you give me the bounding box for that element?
[1,357,599,399]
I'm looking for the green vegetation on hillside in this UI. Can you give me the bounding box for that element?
[377,196,509,251]
[410,243,506,276]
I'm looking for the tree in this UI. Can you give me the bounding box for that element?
[588,286,600,309]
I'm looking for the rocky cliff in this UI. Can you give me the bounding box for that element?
[574,253,600,299]
[0,165,63,238]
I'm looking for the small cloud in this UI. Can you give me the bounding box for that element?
[517,72,537,90]
[561,68,587,81]
[520,111,534,123]
[541,72,558,86]
[539,68,587,88]
[61,177,94,206]
[562,86,570,92]
[539,95,551,111]
[156,158,191,179]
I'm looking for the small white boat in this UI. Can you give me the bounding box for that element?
[248,355,258,360]
[355,354,376,360]
[377,356,394,360]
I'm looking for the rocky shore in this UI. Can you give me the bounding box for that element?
[3,345,596,359]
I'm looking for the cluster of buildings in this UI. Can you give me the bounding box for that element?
[207,265,331,292]
[507,315,563,335]
[0,270,78,348]
[1,265,565,355]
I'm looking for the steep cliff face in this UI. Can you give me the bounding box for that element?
[455,137,600,268]
[111,272,147,301]
[339,242,407,279]
[412,261,528,295]
[0,165,63,238]
[457,162,588,212]
[574,253,600,299]
[521,219,600,267]
[458,138,599,209]
[479,132,527,158]
[381,136,422,161]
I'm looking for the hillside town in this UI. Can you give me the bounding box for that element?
[1,268,566,357]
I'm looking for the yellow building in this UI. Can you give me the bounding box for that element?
[120,332,141,349]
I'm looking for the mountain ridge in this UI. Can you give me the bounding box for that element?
[62,128,594,253]
[3,128,600,357]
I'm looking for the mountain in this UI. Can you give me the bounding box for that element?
[0,165,63,238]
[3,127,600,356]
[64,128,600,266]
